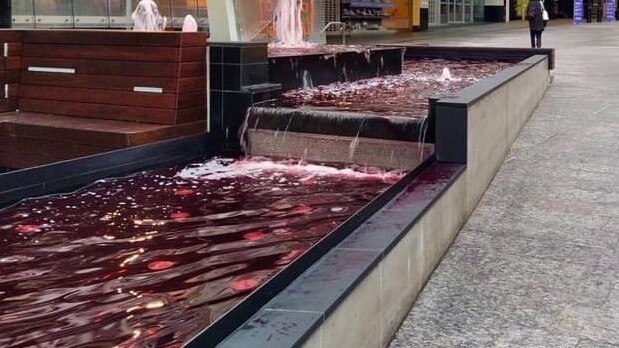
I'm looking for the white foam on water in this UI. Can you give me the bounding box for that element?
[176,157,403,182]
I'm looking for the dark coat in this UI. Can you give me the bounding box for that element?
[526,0,545,32]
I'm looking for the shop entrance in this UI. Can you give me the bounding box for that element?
[429,0,474,24]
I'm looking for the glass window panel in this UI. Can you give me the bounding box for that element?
[155,0,173,29]
[169,0,199,29]
[33,0,74,28]
[73,0,110,28]
[109,0,132,28]
[196,0,208,31]
[11,0,35,28]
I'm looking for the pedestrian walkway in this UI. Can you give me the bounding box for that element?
[369,21,619,347]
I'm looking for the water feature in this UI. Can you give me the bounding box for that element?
[273,0,309,47]
[280,59,513,118]
[131,0,166,32]
[0,157,402,347]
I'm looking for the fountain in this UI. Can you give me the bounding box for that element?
[273,0,307,47]
[0,1,554,346]
[131,0,166,32]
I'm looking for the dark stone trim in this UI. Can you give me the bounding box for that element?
[0,134,221,210]
[401,45,555,69]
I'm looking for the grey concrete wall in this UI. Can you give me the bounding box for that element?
[248,129,435,170]
[464,58,550,213]
[301,57,550,348]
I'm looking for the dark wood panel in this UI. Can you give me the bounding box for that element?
[0,31,23,43]
[22,43,179,62]
[20,85,173,109]
[22,57,178,77]
[20,72,205,94]
[6,42,22,57]
[19,85,205,109]
[0,57,21,70]
[5,121,131,147]
[128,120,207,145]
[0,98,18,113]
[19,98,180,124]
[22,30,207,47]
[22,44,204,63]
[20,71,175,93]
[0,70,20,83]
[2,113,205,145]
[22,57,204,78]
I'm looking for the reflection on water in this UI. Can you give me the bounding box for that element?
[0,157,402,347]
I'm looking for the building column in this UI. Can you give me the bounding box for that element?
[206,0,240,42]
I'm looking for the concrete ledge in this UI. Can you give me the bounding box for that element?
[248,129,434,170]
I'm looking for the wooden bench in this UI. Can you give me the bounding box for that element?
[0,30,209,169]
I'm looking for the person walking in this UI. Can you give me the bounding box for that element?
[526,0,545,48]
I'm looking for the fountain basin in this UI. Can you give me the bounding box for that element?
[0,39,554,348]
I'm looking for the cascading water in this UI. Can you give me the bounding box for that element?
[273,0,312,47]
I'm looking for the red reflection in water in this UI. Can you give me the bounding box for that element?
[14,224,40,233]
[231,278,259,292]
[148,261,176,271]
[0,157,400,347]
[173,188,194,196]
[243,231,266,241]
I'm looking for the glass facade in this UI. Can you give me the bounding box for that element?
[10,0,208,30]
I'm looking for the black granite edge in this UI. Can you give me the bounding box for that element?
[0,134,221,210]
[216,161,466,348]
[267,46,404,60]
[435,54,549,108]
[209,41,269,47]
[400,45,555,70]
[185,155,437,348]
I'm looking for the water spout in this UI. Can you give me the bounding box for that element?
[274,0,307,47]
[131,0,166,32]
[438,67,453,82]
[302,70,314,89]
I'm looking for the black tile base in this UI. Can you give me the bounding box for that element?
[269,47,404,91]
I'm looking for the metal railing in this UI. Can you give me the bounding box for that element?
[320,21,346,44]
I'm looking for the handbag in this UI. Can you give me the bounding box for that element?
[540,1,550,20]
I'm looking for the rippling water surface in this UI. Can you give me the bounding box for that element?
[281,59,514,118]
[0,157,402,347]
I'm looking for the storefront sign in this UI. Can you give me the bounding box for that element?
[573,0,583,24]
[606,0,615,21]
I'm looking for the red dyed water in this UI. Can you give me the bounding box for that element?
[280,59,513,118]
[0,157,402,347]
